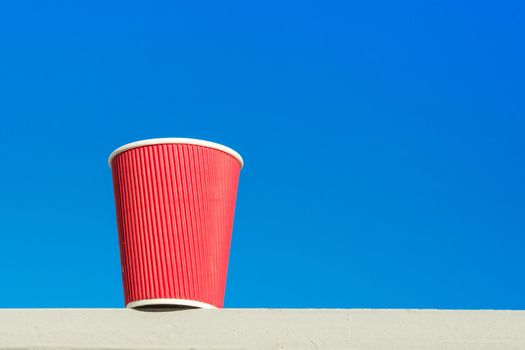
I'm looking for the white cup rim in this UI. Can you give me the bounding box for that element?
[126,298,218,309]
[108,138,244,168]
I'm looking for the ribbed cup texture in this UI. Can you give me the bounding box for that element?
[111,144,241,308]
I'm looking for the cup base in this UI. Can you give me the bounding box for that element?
[126,298,218,309]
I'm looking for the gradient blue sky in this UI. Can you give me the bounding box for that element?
[0,1,523,309]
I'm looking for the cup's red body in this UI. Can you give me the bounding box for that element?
[109,139,242,309]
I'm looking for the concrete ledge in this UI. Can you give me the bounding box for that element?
[0,309,524,349]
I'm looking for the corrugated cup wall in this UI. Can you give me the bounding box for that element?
[111,144,241,308]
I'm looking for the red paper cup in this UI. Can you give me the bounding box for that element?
[109,138,243,309]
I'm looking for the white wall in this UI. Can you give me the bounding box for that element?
[0,308,524,349]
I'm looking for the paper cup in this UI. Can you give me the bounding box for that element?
[109,138,243,308]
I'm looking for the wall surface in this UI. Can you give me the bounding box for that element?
[0,308,524,350]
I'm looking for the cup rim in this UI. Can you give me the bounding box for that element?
[108,138,244,168]
[126,298,218,309]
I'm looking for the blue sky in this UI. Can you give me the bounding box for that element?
[0,1,523,309]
